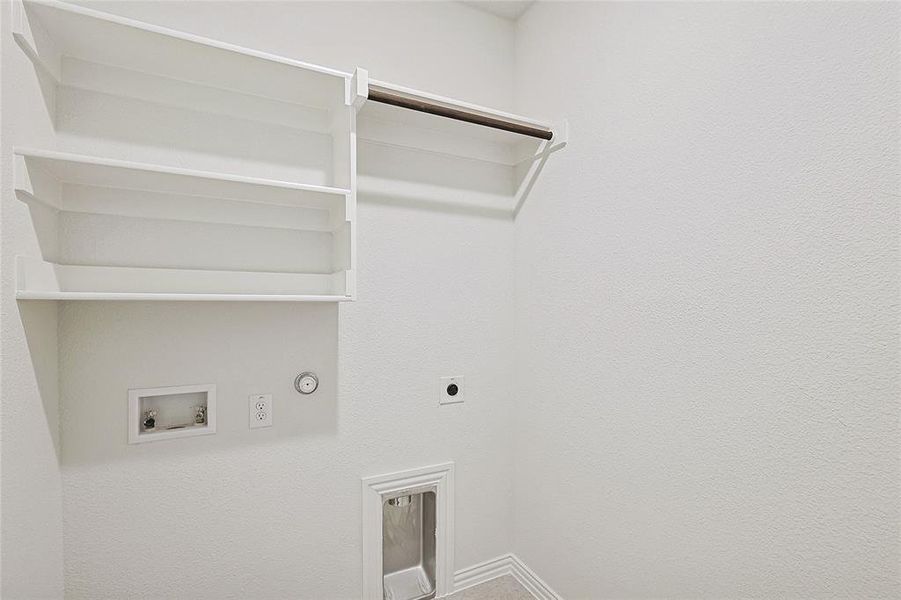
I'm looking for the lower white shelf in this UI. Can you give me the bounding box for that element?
[16,257,352,302]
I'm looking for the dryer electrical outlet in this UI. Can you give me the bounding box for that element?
[249,394,273,428]
[438,376,464,405]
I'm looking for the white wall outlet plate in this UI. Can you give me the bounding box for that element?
[249,394,273,429]
[438,376,464,405]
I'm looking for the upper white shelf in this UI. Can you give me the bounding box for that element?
[12,0,349,121]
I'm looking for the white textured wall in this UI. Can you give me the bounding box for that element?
[1,1,518,599]
[7,3,899,599]
[1,1,65,597]
[512,3,899,598]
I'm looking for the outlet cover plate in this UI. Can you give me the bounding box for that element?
[249,394,273,428]
[438,376,464,405]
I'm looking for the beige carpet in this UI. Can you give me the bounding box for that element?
[448,575,533,599]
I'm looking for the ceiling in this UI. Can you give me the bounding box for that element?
[461,1,536,21]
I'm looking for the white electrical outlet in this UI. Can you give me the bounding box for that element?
[438,376,464,405]
[249,394,273,428]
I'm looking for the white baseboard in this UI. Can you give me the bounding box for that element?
[507,555,561,600]
[452,554,514,593]
[451,553,561,600]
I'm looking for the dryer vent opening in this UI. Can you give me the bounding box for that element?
[382,491,436,600]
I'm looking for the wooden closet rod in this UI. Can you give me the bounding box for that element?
[367,87,554,141]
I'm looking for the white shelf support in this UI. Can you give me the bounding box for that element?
[350,67,369,112]
[14,152,62,210]
[11,0,62,82]
[512,119,569,216]
[338,68,366,299]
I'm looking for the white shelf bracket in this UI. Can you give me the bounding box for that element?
[13,151,63,209]
[512,118,568,217]
[11,0,62,82]
[350,67,369,112]
[550,118,569,151]
[13,153,35,199]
